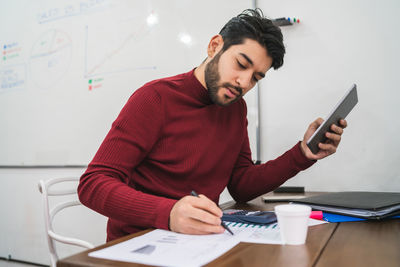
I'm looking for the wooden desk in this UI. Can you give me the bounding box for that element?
[58,193,400,267]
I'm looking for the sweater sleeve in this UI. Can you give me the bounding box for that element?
[227,126,315,203]
[78,86,176,231]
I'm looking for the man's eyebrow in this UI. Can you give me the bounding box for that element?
[239,53,266,78]
[239,53,254,65]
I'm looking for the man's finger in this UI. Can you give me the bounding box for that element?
[326,132,341,144]
[192,194,223,217]
[189,207,221,226]
[330,124,344,135]
[182,218,225,235]
[318,142,336,154]
[311,117,324,130]
[340,119,348,128]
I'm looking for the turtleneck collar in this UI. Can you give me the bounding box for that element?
[184,68,213,105]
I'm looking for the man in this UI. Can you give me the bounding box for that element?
[78,9,346,241]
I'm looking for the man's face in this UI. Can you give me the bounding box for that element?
[205,38,273,106]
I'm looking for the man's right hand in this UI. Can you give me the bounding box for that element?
[169,194,225,235]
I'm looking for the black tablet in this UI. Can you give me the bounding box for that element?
[306,84,358,154]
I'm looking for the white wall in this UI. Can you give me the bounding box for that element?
[257,0,400,192]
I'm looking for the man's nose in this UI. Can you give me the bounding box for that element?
[236,73,252,91]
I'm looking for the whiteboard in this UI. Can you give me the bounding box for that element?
[0,0,256,166]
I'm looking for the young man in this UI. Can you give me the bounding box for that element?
[78,9,346,241]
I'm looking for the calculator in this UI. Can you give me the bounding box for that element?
[222,209,277,225]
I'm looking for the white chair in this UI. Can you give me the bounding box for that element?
[38,177,94,267]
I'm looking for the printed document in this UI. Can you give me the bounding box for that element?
[89,220,325,267]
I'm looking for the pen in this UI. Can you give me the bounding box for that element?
[190,190,234,236]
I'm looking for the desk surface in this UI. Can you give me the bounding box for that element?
[57,192,400,267]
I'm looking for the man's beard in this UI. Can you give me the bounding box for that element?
[204,51,243,106]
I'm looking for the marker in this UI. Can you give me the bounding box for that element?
[190,190,234,235]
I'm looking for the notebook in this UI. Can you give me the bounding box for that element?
[292,191,400,219]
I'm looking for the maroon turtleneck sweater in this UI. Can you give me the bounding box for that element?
[78,69,315,241]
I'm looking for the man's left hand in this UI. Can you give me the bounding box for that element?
[300,118,347,160]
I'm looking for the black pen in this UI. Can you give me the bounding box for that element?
[190,190,234,236]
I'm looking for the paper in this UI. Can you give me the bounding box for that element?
[225,221,282,244]
[89,229,241,267]
[308,218,328,226]
[89,223,282,267]
[89,220,325,267]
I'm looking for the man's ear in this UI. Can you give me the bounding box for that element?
[207,35,224,58]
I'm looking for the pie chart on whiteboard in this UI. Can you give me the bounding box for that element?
[30,29,72,89]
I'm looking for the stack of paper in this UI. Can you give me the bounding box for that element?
[89,223,280,267]
[89,219,326,267]
[292,191,400,219]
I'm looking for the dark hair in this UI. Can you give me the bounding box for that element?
[219,8,285,69]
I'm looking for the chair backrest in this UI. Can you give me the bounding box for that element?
[38,177,94,267]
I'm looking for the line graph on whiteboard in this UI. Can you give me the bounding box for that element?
[84,16,158,79]
[29,29,72,89]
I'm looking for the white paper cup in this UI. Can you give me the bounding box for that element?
[275,204,311,245]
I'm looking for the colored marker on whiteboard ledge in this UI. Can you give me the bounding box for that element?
[272,17,301,27]
[287,17,300,23]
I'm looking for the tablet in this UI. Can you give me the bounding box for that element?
[306,84,358,154]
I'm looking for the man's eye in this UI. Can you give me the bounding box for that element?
[237,61,246,69]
